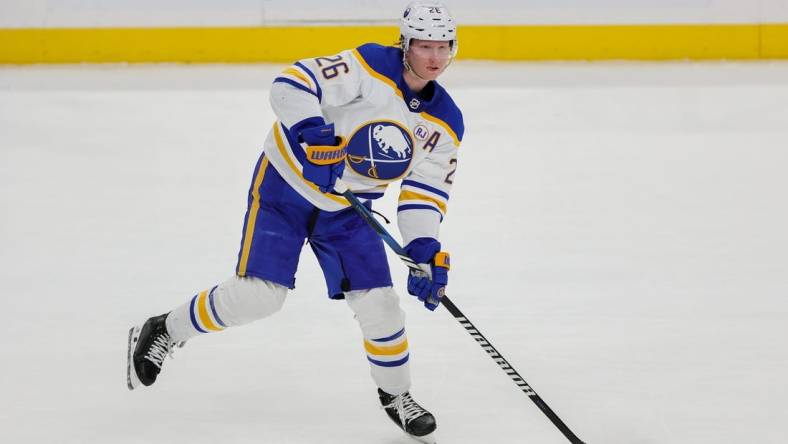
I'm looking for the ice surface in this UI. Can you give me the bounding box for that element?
[1,60,787,444]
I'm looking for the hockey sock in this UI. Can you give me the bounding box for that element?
[166,276,288,343]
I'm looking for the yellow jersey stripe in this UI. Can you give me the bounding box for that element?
[421,112,460,147]
[197,291,223,332]
[364,338,409,356]
[238,156,269,276]
[352,48,404,99]
[399,190,447,214]
[282,67,314,90]
[272,123,349,205]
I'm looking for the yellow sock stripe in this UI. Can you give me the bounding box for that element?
[282,67,314,90]
[272,123,349,205]
[238,156,269,276]
[364,338,409,356]
[196,290,223,332]
[398,190,447,214]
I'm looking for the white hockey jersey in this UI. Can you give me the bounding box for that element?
[263,43,464,246]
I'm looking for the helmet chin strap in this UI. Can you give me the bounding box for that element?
[403,58,428,81]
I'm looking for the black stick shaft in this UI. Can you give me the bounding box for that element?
[340,187,586,443]
[441,296,586,444]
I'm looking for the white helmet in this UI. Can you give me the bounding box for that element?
[400,1,458,57]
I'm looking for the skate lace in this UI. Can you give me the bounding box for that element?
[144,333,176,369]
[384,392,426,425]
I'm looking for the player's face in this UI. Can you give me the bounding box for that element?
[406,39,452,80]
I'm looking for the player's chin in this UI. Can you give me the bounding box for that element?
[422,67,444,80]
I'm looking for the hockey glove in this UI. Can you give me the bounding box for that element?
[300,123,347,193]
[405,238,450,311]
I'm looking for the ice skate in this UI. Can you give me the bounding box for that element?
[378,388,437,444]
[127,313,177,390]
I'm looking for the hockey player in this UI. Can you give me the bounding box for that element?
[127,2,463,443]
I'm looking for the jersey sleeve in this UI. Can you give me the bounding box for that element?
[269,49,368,134]
[397,134,460,247]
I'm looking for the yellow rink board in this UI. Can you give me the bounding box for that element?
[1,23,787,64]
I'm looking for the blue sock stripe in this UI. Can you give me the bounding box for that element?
[368,354,410,368]
[207,286,226,328]
[397,204,444,220]
[372,328,405,343]
[188,294,208,334]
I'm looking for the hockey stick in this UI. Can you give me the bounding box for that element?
[334,181,587,444]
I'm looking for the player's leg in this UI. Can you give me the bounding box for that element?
[310,204,436,441]
[127,154,310,390]
[165,276,288,343]
[345,287,410,394]
[344,287,436,442]
[128,276,288,388]
[163,154,312,339]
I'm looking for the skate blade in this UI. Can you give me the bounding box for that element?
[126,326,142,390]
[409,432,436,444]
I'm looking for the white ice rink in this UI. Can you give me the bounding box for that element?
[2,60,787,444]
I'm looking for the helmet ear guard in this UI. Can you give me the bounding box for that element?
[399,1,458,58]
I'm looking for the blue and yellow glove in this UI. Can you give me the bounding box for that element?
[405,238,450,311]
[299,123,346,193]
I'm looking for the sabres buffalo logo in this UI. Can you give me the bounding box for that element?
[346,121,414,180]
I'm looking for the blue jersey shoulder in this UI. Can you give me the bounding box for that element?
[355,43,464,143]
[355,43,404,82]
[429,84,465,142]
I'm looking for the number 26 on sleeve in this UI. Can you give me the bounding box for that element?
[315,55,349,79]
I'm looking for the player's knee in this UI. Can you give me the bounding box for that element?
[244,277,287,318]
[345,286,405,338]
[215,276,287,326]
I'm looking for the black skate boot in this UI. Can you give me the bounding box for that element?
[378,388,437,443]
[127,313,176,390]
